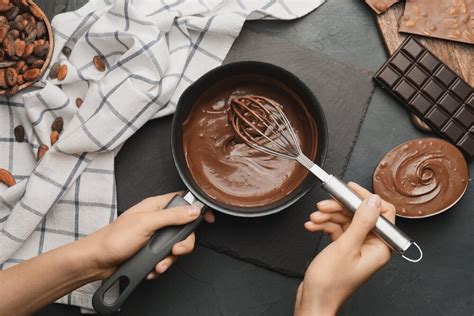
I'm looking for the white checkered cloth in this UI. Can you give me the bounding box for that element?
[0,0,323,311]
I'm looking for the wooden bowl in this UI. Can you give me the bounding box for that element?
[0,0,54,96]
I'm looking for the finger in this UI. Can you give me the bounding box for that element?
[146,271,159,280]
[316,199,343,212]
[203,211,215,223]
[154,255,177,274]
[310,211,351,225]
[348,182,396,224]
[145,205,201,232]
[172,233,196,256]
[340,194,382,248]
[304,221,344,241]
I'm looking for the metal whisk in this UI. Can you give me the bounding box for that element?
[229,95,422,263]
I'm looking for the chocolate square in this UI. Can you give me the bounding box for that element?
[450,79,472,101]
[467,94,474,110]
[434,66,457,87]
[458,134,473,157]
[390,53,412,73]
[409,93,432,114]
[419,52,440,73]
[394,79,416,101]
[406,65,428,87]
[377,66,400,88]
[438,92,462,114]
[442,120,465,143]
[422,79,444,101]
[402,38,424,60]
[425,106,449,127]
[454,106,474,129]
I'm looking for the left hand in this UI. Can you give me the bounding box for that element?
[83,192,215,280]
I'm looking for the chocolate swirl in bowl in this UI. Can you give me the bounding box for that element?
[373,138,469,218]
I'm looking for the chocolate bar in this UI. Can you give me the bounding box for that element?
[399,0,474,45]
[374,37,474,159]
[365,0,398,14]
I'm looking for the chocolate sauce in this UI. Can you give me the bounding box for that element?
[373,138,469,217]
[182,75,318,208]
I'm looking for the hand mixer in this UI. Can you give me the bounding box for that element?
[229,95,423,262]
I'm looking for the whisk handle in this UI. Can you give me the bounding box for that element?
[322,175,422,262]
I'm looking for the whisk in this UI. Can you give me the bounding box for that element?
[229,95,422,262]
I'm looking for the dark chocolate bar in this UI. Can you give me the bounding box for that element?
[374,36,474,159]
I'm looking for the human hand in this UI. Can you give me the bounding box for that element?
[294,182,395,316]
[83,192,215,280]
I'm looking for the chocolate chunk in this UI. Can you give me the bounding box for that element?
[434,66,456,87]
[377,66,400,88]
[14,124,25,142]
[426,106,449,127]
[454,106,474,129]
[398,0,474,45]
[373,37,474,159]
[422,79,444,101]
[458,134,474,156]
[402,39,424,59]
[438,92,461,114]
[409,93,432,114]
[51,117,63,133]
[406,65,428,87]
[394,79,416,101]
[390,53,412,73]
[450,79,471,100]
[442,120,465,142]
[418,52,440,73]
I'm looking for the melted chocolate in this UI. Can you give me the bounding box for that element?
[182,75,318,208]
[373,138,468,217]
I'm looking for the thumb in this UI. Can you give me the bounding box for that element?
[146,205,201,232]
[341,194,381,248]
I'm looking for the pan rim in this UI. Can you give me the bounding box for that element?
[171,61,328,217]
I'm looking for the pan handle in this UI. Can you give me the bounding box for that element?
[92,192,204,315]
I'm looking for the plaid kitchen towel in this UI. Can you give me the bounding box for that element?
[0,0,324,310]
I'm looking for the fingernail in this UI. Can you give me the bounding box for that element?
[187,205,200,216]
[146,273,155,280]
[158,263,169,273]
[316,200,331,208]
[367,194,381,207]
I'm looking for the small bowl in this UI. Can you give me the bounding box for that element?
[0,0,54,96]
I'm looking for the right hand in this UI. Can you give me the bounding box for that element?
[294,182,396,316]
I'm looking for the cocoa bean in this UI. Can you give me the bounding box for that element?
[57,64,67,81]
[49,62,60,79]
[31,58,43,68]
[37,144,48,160]
[14,38,24,56]
[0,168,16,187]
[0,68,6,88]
[51,117,63,133]
[0,24,10,42]
[75,97,83,108]
[36,21,45,38]
[13,124,24,142]
[16,73,22,84]
[0,15,7,24]
[22,67,39,81]
[5,4,19,20]
[24,28,35,44]
[22,42,32,57]
[0,3,13,13]
[7,28,18,39]
[0,60,15,67]
[62,46,71,57]
[50,130,59,145]
[33,41,48,57]
[2,37,15,57]
[5,66,17,86]
[93,55,106,72]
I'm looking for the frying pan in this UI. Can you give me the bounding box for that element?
[92,62,328,314]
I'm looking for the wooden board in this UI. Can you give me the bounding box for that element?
[376,3,474,86]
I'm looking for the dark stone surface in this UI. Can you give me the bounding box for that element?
[34,0,474,315]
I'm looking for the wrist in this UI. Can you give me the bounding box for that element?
[66,236,109,282]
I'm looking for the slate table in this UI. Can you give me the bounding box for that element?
[36,1,474,315]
